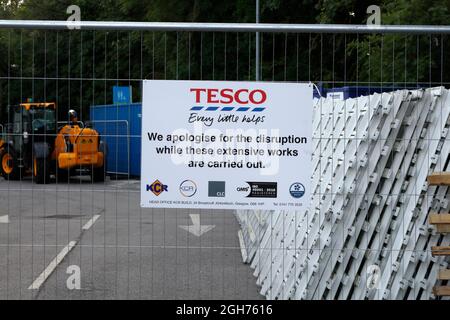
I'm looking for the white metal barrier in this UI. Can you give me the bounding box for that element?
[236,87,450,300]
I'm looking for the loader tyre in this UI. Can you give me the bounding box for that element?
[93,141,107,183]
[92,164,105,183]
[33,156,50,184]
[56,167,69,183]
[1,150,21,181]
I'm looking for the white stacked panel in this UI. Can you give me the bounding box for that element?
[235,87,450,300]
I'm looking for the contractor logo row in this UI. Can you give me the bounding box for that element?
[146,180,305,199]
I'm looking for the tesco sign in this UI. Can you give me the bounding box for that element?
[141,80,313,211]
[190,88,267,105]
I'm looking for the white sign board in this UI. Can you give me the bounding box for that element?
[141,80,312,210]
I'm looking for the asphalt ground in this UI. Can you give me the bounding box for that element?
[0,176,263,300]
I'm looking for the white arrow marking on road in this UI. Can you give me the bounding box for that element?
[0,215,9,224]
[179,214,215,237]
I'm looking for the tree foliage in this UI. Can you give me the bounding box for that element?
[0,1,449,121]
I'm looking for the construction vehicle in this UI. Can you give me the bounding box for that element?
[0,102,106,184]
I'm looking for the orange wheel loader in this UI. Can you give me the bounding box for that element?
[0,102,107,184]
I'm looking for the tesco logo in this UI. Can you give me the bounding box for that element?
[190,88,267,105]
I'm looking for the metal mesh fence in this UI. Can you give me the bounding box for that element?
[0,22,449,300]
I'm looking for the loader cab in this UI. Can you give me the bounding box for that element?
[1,103,57,177]
[17,103,56,133]
[8,103,55,151]
[9,102,56,127]
[29,107,57,133]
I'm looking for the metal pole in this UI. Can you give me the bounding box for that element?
[256,0,260,81]
[0,20,449,34]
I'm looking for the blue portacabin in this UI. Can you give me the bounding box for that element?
[90,103,142,177]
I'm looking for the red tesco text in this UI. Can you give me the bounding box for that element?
[190,88,267,105]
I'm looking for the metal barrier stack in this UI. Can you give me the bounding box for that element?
[236,87,450,300]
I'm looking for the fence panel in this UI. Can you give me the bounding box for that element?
[0,21,449,300]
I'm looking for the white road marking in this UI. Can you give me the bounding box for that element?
[0,215,9,224]
[28,241,77,290]
[28,214,101,290]
[179,214,215,237]
[82,214,101,230]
